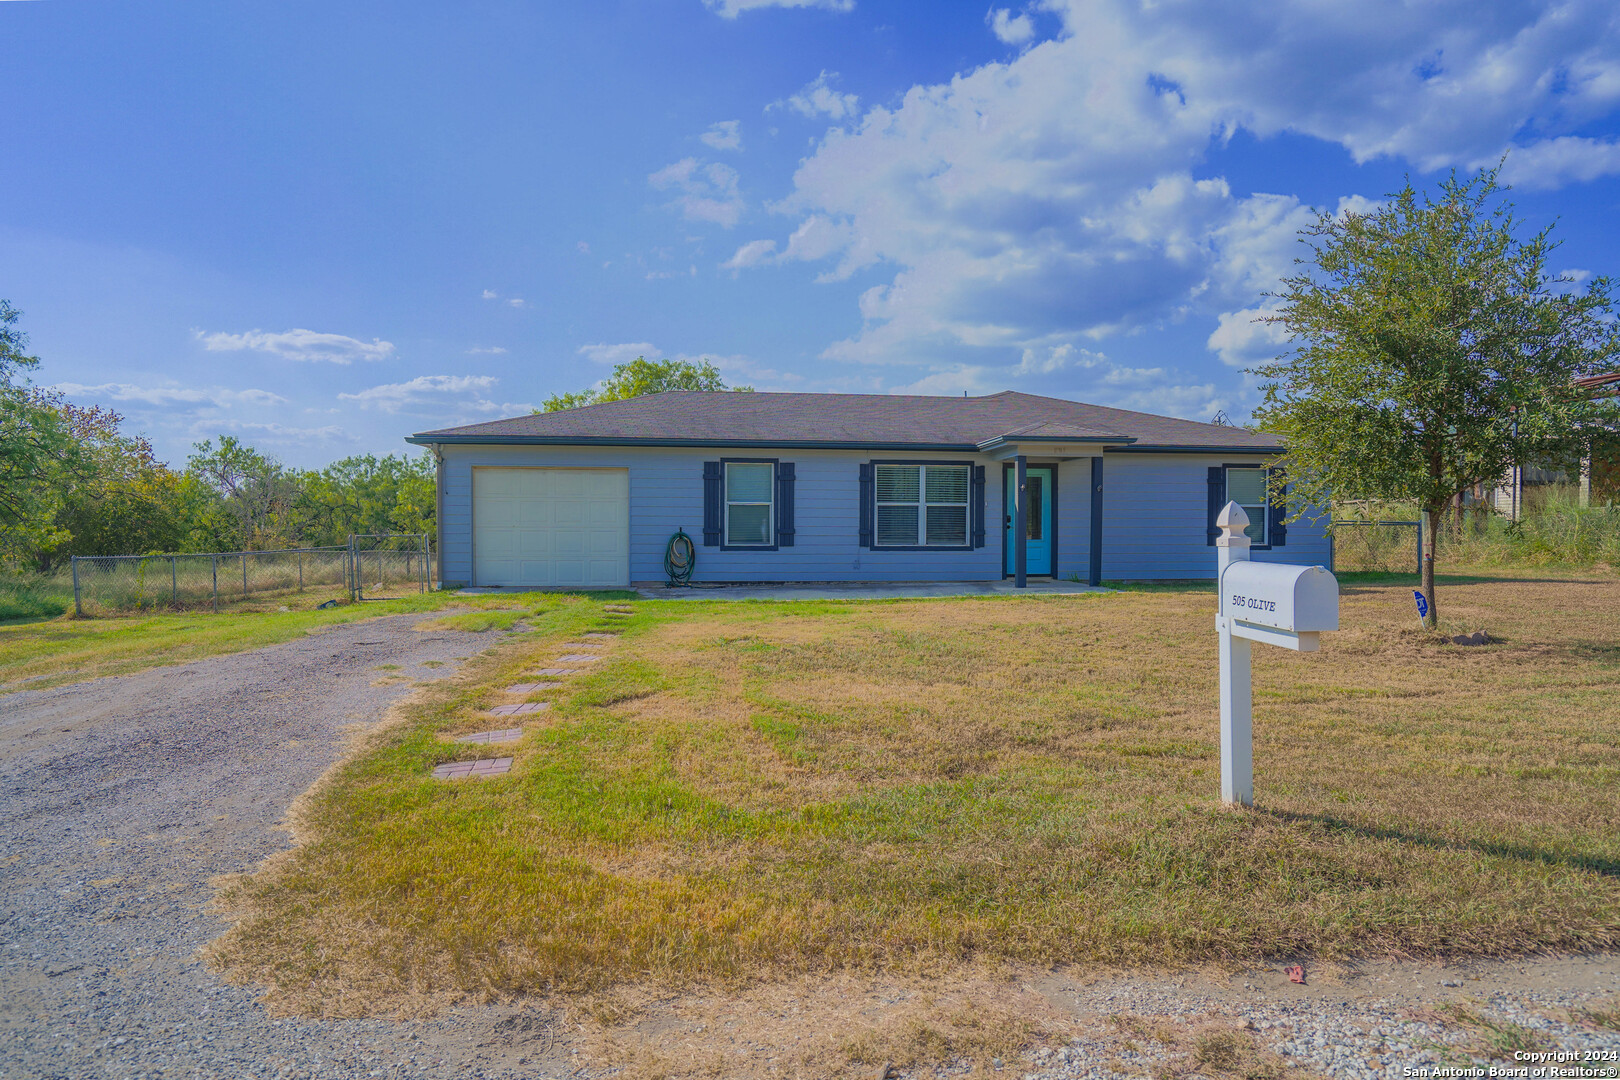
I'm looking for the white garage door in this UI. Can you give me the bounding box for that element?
[473,468,630,588]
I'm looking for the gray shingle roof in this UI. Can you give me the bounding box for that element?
[408,390,1283,452]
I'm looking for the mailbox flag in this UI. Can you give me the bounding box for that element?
[1412,590,1429,619]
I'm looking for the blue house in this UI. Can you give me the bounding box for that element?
[406,390,1328,589]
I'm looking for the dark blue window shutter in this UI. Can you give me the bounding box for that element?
[702,461,722,546]
[970,465,986,548]
[1206,466,1226,546]
[1267,466,1288,547]
[775,462,796,547]
[858,463,874,548]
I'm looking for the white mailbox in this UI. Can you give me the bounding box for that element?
[1211,501,1341,807]
[1220,561,1339,652]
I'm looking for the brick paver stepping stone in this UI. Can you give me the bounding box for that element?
[532,667,580,677]
[485,701,550,717]
[456,728,523,745]
[505,682,552,694]
[556,654,602,663]
[432,757,513,780]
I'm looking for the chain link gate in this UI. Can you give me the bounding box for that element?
[347,533,433,601]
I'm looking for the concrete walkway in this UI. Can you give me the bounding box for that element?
[634,579,1108,601]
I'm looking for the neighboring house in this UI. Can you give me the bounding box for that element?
[1489,372,1620,518]
[406,390,1328,589]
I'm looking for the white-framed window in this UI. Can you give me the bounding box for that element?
[1226,466,1269,545]
[874,463,971,547]
[724,461,774,546]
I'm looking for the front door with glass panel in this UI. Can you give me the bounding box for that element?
[1004,466,1054,575]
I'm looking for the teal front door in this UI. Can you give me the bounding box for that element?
[1004,466,1054,575]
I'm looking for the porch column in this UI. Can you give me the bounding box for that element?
[1014,454,1028,588]
[1089,456,1103,587]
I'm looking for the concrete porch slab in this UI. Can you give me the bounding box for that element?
[634,579,1108,602]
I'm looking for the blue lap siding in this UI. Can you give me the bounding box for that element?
[435,444,1329,585]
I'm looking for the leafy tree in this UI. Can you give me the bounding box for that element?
[294,452,435,545]
[540,356,752,412]
[1254,166,1620,626]
[186,436,299,550]
[0,302,79,563]
[32,403,189,567]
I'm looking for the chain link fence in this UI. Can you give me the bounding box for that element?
[1330,521,1422,575]
[348,533,433,601]
[71,534,433,616]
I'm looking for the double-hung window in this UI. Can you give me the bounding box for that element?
[724,461,774,546]
[874,463,970,547]
[1226,466,1269,546]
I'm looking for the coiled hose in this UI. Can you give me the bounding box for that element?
[664,529,696,587]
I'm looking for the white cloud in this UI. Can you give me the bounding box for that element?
[738,0,1620,389]
[506,298,527,308]
[1562,268,1594,283]
[648,157,745,227]
[987,8,1034,46]
[53,382,289,408]
[194,328,393,364]
[1493,137,1620,190]
[722,238,778,271]
[701,120,743,151]
[778,71,859,121]
[482,289,499,300]
[703,0,853,17]
[204,420,356,443]
[337,374,531,415]
[1207,304,1291,368]
[466,346,508,355]
[576,241,591,254]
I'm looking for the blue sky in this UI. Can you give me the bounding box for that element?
[5,0,1620,468]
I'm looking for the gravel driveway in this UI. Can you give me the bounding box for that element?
[0,615,572,1080]
[1,614,1615,1080]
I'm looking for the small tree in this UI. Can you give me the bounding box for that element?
[1253,166,1619,627]
[540,356,751,412]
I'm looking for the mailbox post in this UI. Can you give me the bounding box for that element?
[1213,502,1340,807]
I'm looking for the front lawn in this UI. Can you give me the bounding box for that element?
[209,574,1620,1016]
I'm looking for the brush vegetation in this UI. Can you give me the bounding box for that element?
[208,576,1620,1016]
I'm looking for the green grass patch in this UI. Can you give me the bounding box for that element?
[0,589,585,693]
[0,574,74,622]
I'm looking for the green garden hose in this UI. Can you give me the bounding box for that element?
[664,529,696,587]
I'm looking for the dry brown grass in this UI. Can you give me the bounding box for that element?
[208,575,1620,1034]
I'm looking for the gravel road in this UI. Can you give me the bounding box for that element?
[1,615,1615,1080]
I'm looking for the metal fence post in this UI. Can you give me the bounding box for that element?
[171,556,178,604]
[211,555,219,613]
[72,557,82,617]
[242,553,249,596]
[298,550,304,590]
[422,533,429,593]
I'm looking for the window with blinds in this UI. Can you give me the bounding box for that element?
[874,464,971,546]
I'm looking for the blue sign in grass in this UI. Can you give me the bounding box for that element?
[1413,589,1429,619]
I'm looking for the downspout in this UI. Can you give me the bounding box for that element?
[430,442,445,589]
